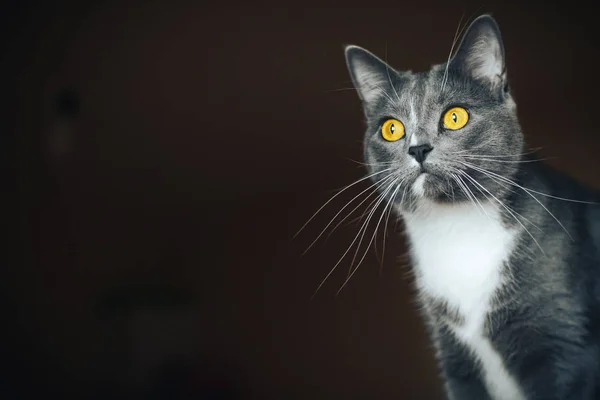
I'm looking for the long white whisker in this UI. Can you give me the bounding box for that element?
[451,167,542,232]
[446,160,515,193]
[458,170,545,255]
[451,172,472,205]
[394,184,409,233]
[325,174,397,243]
[461,161,576,240]
[380,177,405,275]
[345,158,395,167]
[350,177,400,272]
[452,168,493,211]
[399,184,409,211]
[337,182,402,296]
[459,156,555,164]
[294,168,394,239]
[310,180,397,299]
[457,170,543,233]
[325,87,361,92]
[452,147,544,158]
[451,172,483,216]
[459,173,486,216]
[346,178,399,278]
[455,172,490,220]
[302,174,396,255]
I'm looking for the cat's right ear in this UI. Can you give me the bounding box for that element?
[344,45,395,105]
[449,15,507,93]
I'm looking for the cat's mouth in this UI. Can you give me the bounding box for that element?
[415,165,441,180]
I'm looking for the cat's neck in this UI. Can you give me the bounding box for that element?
[400,198,507,228]
[399,200,517,318]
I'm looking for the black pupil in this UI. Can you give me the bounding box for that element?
[452,113,457,122]
[390,124,395,133]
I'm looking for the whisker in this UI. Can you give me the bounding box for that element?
[325,175,398,244]
[334,177,401,231]
[447,174,456,201]
[451,172,483,216]
[451,147,544,158]
[455,167,539,231]
[330,212,367,232]
[310,179,398,299]
[324,79,388,93]
[302,174,396,255]
[346,178,399,277]
[393,184,409,233]
[293,167,394,239]
[379,177,405,275]
[455,171,491,220]
[451,167,543,233]
[461,161,577,240]
[464,158,599,203]
[459,156,556,164]
[449,161,516,194]
[458,170,545,254]
[399,184,409,214]
[344,158,395,167]
[324,87,360,92]
[337,182,402,296]
[452,168,492,211]
[459,172,487,216]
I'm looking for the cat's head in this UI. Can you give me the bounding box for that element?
[345,15,525,213]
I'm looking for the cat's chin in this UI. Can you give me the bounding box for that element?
[410,172,454,204]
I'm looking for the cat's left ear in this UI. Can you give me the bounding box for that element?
[450,15,507,92]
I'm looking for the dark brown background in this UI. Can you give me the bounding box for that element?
[4,0,600,399]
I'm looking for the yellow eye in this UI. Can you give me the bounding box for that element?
[381,119,405,142]
[443,107,469,130]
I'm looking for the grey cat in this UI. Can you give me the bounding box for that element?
[343,14,600,400]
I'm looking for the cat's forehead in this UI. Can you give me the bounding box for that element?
[379,68,444,115]
[401,69,439,89]
[377,65,493,119]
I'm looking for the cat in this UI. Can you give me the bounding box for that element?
[343,14,600,400]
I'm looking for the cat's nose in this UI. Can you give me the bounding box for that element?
[408,144,433,164]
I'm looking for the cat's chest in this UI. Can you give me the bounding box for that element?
[402,202,515,319]
[402,202,525,400]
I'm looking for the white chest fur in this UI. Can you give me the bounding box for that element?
[401,201,526,400]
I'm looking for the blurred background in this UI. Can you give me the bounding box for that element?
[3,0,600,398]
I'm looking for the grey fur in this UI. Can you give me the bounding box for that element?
[344,14,600,399]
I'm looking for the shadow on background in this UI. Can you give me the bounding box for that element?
[3,0,600,398]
